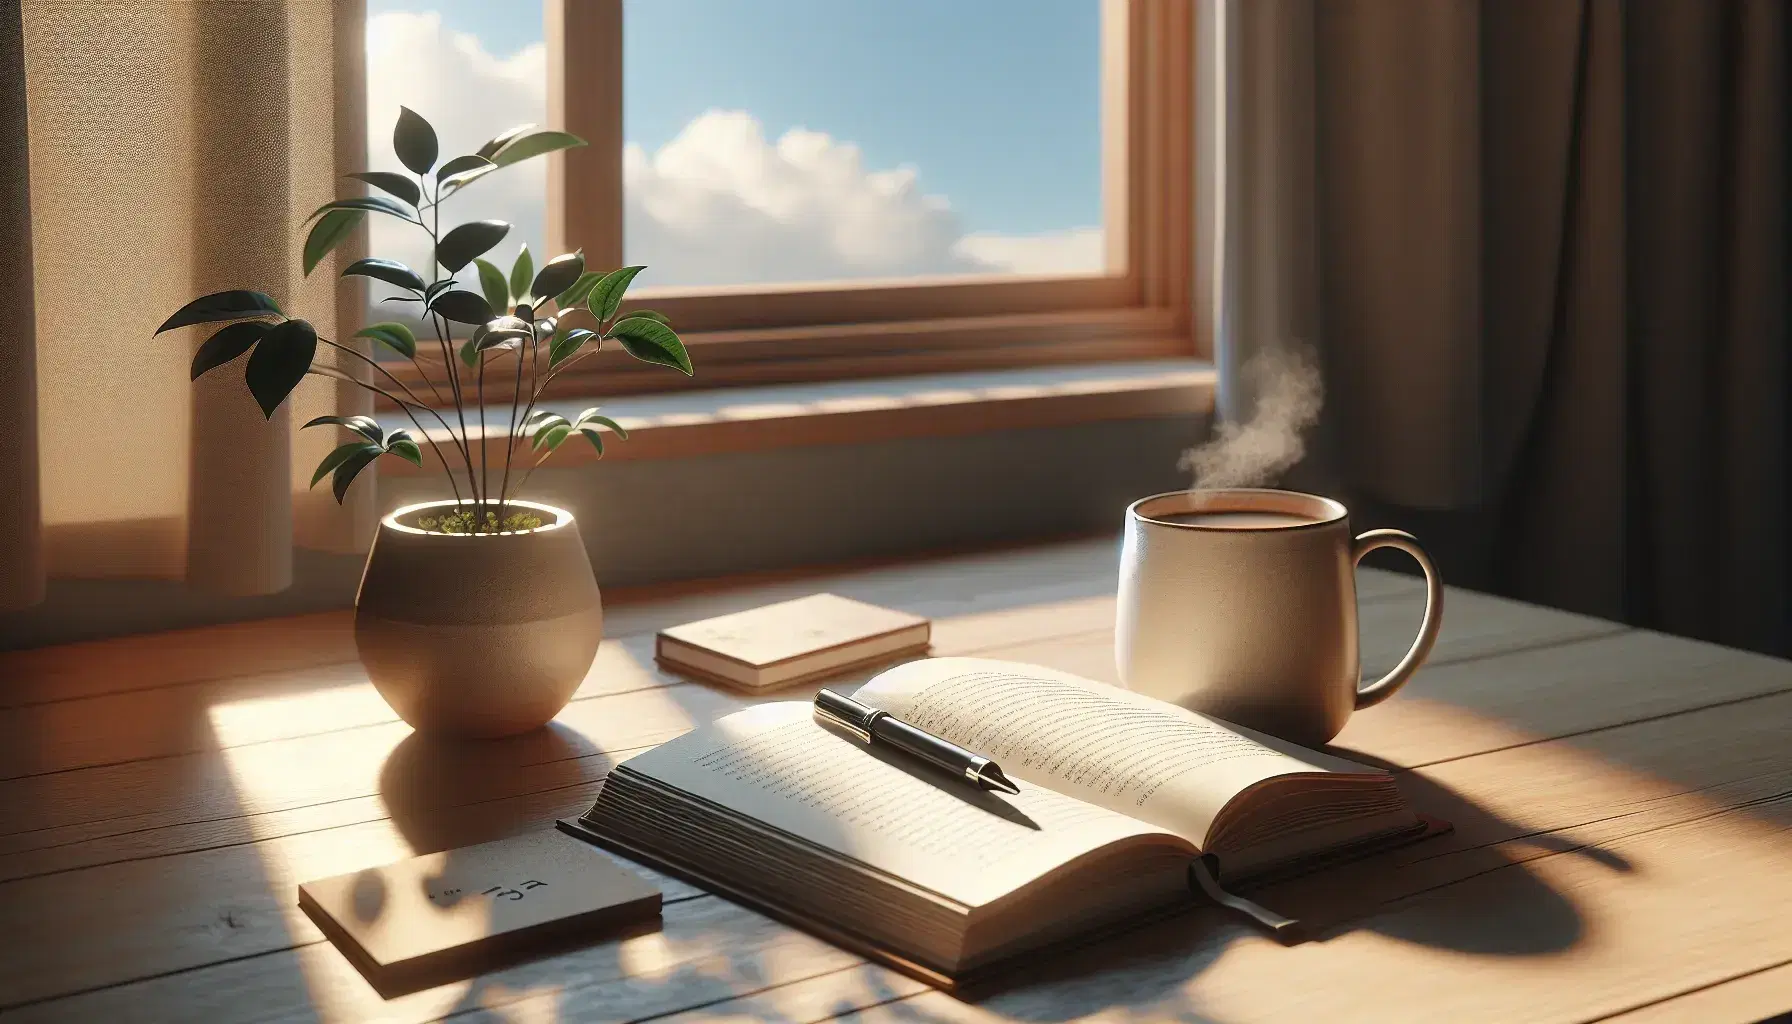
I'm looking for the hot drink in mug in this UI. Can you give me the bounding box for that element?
[1116,488,1443,747]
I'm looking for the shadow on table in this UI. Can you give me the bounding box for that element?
[346,720,901,1022]
[325,724,646,1002]
[918,765,1620,1024]
[378,722,610,852]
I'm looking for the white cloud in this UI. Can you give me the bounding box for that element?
[364,12,547,289]
[954,227,1107,276]
[362,12,1103,294]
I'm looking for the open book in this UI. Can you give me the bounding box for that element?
[562,658,1431,985]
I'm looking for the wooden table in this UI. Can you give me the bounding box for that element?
[3,537,1791,1023]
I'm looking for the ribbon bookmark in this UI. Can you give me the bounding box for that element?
[1190,858,1303,944]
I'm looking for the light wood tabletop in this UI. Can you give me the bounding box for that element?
[3,536,1790,1023]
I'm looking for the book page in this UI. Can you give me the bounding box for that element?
[615,701,1185,908]
[855,657,1387,846]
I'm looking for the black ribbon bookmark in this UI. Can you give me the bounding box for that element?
[1189,858,1303,944]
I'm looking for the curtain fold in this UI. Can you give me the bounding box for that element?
[0,0,369,611]
[1221,0,1792,653]
[0,1,40,609]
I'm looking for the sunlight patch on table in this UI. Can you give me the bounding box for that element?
[205,677,391,748]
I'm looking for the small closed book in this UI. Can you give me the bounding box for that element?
[299,830,661,994]
[561,657,1445,990]
[655,592,931,691]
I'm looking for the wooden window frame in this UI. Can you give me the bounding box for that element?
[390,0,1200,402]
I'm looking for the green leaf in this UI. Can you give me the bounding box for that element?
[476,122,538,160]
[303,209,365,277]
[158,290,281,334]
[332,445,382,503]
[490,130,587,167]
[608,316,693,375]
[439,156,498,193]
[430,289,495,325]
[304,196,413,224]
[346,171,420,208]
[424,278,458,302]
[312,440,381,487]
[353,321,418,359]
[189,320,269,379]
[546,320,569,363]
[385,430,423,466]
[456,329,521,367]
[624,309,670,326]
[435,219,510,273]
[584,266,646,322]
[244,318,318,417]
[554,270,601,307]
[527,412,569,447]
[301,413,384,444]
[531,251,584,303]
[535,423,573,452]
[578,427,607,457]
[470,316,530,353]
[572,409,630,440]
[435,154,491,179]
[549,327,596,367]
[508,245,533,304]
[394,106,438,175]
[473,258,510,313]
[342,257,426,292]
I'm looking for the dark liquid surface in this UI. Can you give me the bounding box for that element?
[1153,511,1318,529]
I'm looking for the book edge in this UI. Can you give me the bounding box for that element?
[657,604,932,672]
[656,638,934,692]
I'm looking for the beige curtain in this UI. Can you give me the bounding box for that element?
[0,0,375,611]
[1218,0,1791,653]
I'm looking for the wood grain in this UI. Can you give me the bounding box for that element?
[0,538,1130,779]
[0,611,355,708]
[25,663,1790,1022]
[777,799,1792,1024]
[0,577,1583,866]
[6,539,1789,1022]
[1600,961,1792,1023]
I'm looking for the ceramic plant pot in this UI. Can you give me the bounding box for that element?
[355,499,602,738]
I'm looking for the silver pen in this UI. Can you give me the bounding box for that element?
[813,688,1020,795]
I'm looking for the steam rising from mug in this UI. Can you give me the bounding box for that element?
[1179,346,1323,489]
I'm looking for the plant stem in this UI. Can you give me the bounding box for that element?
[511,308,597,475]
[435,310,476,504]
[315,339,466,459]
[319,338,438,415]
[304,368,463,504]
[423,176,478,506]
[511,445,556,497]
[477,352,488,504]
[307,365,431,409]
[529,338,599,395]
[498,328,528,513]
[403,348,448,407]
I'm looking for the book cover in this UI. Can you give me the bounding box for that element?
[656,592,931,690]
[299,830,661,995]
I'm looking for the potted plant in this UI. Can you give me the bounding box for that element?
[157,107,694,738]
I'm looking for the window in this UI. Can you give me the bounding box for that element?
[365,0,1197,398]
[619,1,1105,290]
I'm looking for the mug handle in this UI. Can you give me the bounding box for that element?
[1352,529,1443,709]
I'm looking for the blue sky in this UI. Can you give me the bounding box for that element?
[367,0,1101,237]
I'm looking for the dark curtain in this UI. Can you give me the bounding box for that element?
[1294,0,1789,654]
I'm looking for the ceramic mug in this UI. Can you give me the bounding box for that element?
[1116,488,1443,747]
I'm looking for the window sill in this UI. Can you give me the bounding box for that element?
[377,359,1214,473]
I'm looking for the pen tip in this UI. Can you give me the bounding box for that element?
[980,765,1020,795]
